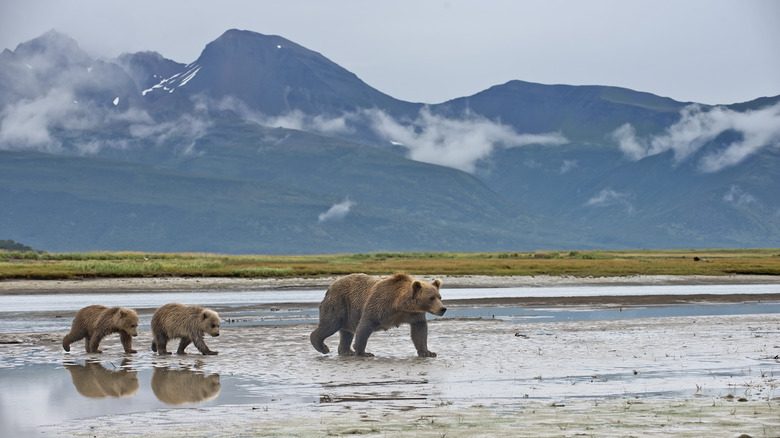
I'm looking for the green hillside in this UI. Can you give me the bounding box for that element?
[0,145,589,254]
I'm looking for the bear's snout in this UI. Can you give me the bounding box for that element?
[437,307,447,316]
[213,333,220,337]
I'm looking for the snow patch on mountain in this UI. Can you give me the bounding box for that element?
[178,64,201,87]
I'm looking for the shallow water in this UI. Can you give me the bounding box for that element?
[2,283,778,311]
[1,283,778,333]
[1,284,779,437]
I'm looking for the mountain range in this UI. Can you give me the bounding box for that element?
[1,29,778,254]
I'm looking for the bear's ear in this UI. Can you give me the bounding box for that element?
[202,311,209,320]
[412,280,422,298]
[433,279,441,289]
[118,309,127,317]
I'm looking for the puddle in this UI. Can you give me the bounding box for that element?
[0,358,312,435]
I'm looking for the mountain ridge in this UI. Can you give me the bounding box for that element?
[141,29,419,118]
[1,29,778,253]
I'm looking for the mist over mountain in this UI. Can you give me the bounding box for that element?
[1,29,778,253]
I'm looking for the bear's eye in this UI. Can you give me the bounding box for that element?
[429,297,436,301]
[211,324,216,328]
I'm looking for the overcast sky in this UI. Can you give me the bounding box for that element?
[1,0,778,105]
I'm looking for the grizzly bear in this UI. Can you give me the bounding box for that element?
[310,273,446,357]
[151,303,221,355]
[62,305,139,354]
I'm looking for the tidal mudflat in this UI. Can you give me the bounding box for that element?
[0,277,778,437]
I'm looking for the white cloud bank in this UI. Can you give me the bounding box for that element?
[0,87,157,154]
[318,198,355,222]
[216,102,569,174]
[366,108,567,173]
[215,97,352,136]
[0,85,213,156]
[613,102,780,172]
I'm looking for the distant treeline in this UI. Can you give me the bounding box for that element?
[0,239,42,253]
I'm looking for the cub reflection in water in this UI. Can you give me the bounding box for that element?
[64,359,139,399]
[151,366,221,405]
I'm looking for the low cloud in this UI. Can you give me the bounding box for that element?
[128,113,211,156]
[365,107,567,173]
[318,198,355,222]
[0,87,154,154]
[0,88,72,152]
[613,102,780,172]
[216,97,352,135]
[585,188,634,213]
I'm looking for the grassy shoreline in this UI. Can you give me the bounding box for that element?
[2,249,779,280]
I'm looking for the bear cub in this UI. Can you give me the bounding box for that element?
[310,273,446,357]
[62,305,139,354]
[151,303,221,355]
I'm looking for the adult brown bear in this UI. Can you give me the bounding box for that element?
[310,273,446,357]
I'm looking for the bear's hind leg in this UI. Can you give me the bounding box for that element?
[62,328,86,352]
[177,337,191,354]
[337,330,355,356]
[155,336,171,355]
[310,317,342,354]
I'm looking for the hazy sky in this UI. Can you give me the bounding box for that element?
[1,0,778,105]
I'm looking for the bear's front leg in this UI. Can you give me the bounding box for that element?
[120,332,137,354]
[193,335,218,355]
[353,319,376,357]
[337,329,355,356]
[411,320,436,357]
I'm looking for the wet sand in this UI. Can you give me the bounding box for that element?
[1,276,779,436]
[2,314,778,437]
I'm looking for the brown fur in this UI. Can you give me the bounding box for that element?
[62,305,139,354]
[310,273,446,357]
[151,303,221,355]
[151,367,221,405]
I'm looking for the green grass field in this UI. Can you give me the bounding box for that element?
[1,249,779,280]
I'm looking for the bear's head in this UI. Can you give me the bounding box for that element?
[116,308,139,337]
[412,279,446,316]
[199,309,221,337]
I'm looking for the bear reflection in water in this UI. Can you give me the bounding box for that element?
[64,359,139,399]
[151,366,221,405]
